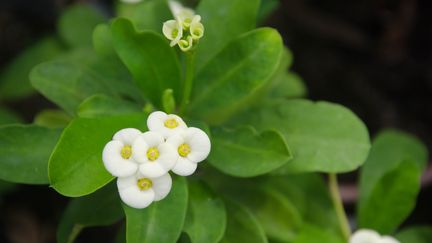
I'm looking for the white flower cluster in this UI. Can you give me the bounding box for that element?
[162,1,204,52]
[350,229,400,243]
[102,111,211,209]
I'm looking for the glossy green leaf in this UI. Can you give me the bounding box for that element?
[111,18,182,108]
[0,125,62,184]
[183,181,226,243]
[396,226,432,243]
[30,49,141,115]
[49,113,148,197]
[58,4,106,47]
[257,0,280,23]
[233,99,371,173]
[189,28,283,124]
[77,95,141,118]
[34,109,72,128]
[93,24,116,56]
[123,176,188,243]
[292,224,345,243]
[269,72,307,99]
[0,107,22,125]
[196,0,260,70]
[0,37,63,100]
[220,200,267,243]
[358,160,421,234]
[264,174,340,234]
[117,0,172,32]
[359,130,428,207]
[209,126,291,177]
[57,182,124,243]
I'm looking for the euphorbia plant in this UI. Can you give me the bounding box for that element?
[0,0,430,243]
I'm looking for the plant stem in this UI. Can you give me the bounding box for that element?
[328,173,351,241]
[179,51,195,115]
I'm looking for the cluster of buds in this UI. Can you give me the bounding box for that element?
[162,1,204,52]
[102,111,211,209]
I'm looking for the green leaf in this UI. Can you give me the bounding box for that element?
[0,107,22,125]
[358,160,421,234]
[57,182,124,243]
[117,0,172,32]
[396,226,432,243]
[34,109,72,128]
[58,4,106,48]
[30,49,141,115]
[208,126,291,177]
[189,28,283,124]
[269,72,307,99]
[359,130,428,208]
[49,113,148,197]
[220,200,268,243]
[0,125,62,184]
[264,174,340,234]
[232,99,371,173]
[291,224,345,243]
[183,181,226,243]
[93,24,116,56]
[0,180,16,195]
[257,0,280,23]
[123,176,188,243]
[111,18,182,108]
[196,0,260,70]
[77,95,141,118]
[0,37,63,100]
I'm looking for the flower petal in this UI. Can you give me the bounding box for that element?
[172,157,197,176]
[113,128,141,145]
[147,111,168,132]
[102,140,138,177]
[132,131,164,163]
[185,127,211,163]
[350,229,381,243]
[117,177,155,209]
[139,162,168,178]
[151,173,172,201]
[156,143,178,170]
[165,133,185,148]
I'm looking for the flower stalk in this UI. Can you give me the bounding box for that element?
[179,51,195,115]
[328,173,351,241]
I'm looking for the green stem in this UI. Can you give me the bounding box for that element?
[179,51,195,115]
[328,173,351,241]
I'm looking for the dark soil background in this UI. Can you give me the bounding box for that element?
[0,0,431,242]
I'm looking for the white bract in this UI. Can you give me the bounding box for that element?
[132,131,178,178]
[117,173,172,209]
[166,127,211,176]
[102,128,141,177]
[163,1,205,52]
[162,20,183,47]
[147,111,187,139]
[350,229,400,243]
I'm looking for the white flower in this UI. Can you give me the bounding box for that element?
[168,1,195,28]
[178,36,193,52]
[162,20,183,46]
[147,111,187,139]
[190,20,204,40]
[132,131,178,178]
[102,128,141,177]
[166,127,211,176]
[350,229,400,243]
[117,172,172,209]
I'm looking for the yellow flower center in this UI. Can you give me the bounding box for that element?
[164,118,179,129]
[137,178,153,190]
[120,145,132,159]
[172,28,179,38]
[178,143,191,157]
[147,147,160,161]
